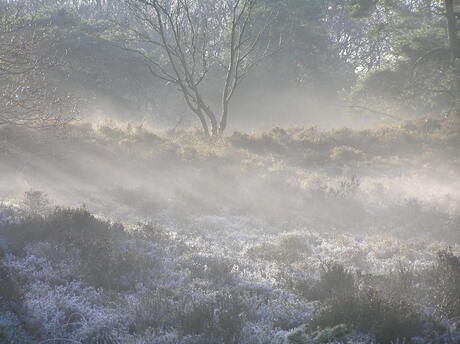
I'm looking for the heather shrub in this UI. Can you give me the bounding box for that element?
[310,263,424,344]
[278,234,312,260]
[0,259,23,304]
[329,145,365,163]
[0,311,35,344]
[131,288,178,335]
[430,250,460,319]
[22,190,50,216]
[4,208,159,291]
[316,263,355,300]
[211,291,247,344]
[284,324,350,344]
[311,324,349,343]
[229,130,287,155]
[247,234,311,263]
[179,302,213,336]
[5,207,123,246]
[313,287,423,344]
[294,262,354,301]
[186,255,238,285]
[246,242,280,261]
[329,175,360,199]
[285,327,309,344]
[179,291,247,344]
[81,327,121,344]
[78,239,158,291]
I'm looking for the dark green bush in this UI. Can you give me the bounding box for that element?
[310,263,423,344]
[131,288,178,335]
[0,260,22,304]
[6,207,123,246]
[286,324,350,344]
[294,263,354,301]
[178,291,246,344]
[317,263,355,300]
[78,240,156,291]
[0,251,32,344]
[313,288,423,344]
[212,291,247,344]
[179,302,213,336]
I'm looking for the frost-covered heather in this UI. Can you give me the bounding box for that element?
[1,204,458,343]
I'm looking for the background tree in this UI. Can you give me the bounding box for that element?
[0,1,77,128]
[119,0,279,136]
[446,0,460,58]
[4,0,458,131]
[344,0,460,119]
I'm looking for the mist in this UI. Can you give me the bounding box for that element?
[1,1,460,344]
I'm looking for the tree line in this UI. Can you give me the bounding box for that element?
[1,0,459,134]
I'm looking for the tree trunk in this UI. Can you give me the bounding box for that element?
[196,112,210,137]
[219,101,229,134]
[204,108,218,136]
[446,0,460,58]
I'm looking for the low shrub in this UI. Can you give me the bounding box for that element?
[316,263,355,300]
[330,145,365,163]
[309,263,424,344]
[0,310,35,344]
[78,240,157,291]
[313,288,423,344]
[431,250,460,319]
[179,302,213,336]
[179,291,247,344]
[215,293,247,344]
[131,288,178,335]
[0,259,23,304]
[21,190,50,216]
[293,262,354,301]
[186,255,238,285]
[247,234,311,263]
[284,324,351,344]
[5,208,158,291]
[0,252,31,344]
[5,207,123,246]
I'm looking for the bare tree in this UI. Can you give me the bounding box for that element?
[0,1,77,128]
[121,0,279,136]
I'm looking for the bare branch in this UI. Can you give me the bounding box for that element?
[125,0,276,136]
[0,1,77,129]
